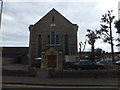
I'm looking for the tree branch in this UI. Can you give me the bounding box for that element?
[102,32,110,39]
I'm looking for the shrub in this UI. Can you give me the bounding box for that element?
[28,67,37,77]
[48,68,55,78]
[48,69,119,78]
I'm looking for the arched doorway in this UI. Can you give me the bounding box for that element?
[41,47,63,69]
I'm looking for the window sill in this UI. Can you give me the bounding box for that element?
[47,44,61,46]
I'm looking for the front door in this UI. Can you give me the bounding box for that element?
[47,55,57,68]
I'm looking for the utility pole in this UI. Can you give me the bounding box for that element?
[118,1,120,52]
[0,0,3,30]
[0,1,3,89]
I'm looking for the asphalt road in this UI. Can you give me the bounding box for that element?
[2,88,120,90]
[2,84,120,90]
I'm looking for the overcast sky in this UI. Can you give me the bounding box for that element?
[1,0,120,52]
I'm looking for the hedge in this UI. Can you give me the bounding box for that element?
[48,69,120,78]
[2,67,37,77]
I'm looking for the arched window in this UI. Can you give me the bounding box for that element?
[38,35,42,57]
[56,35,59,44]
[64,34,69,55]
[48,35,50,44]
[51,32,54,44]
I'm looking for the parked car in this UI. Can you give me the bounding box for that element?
[115,60,120,65]
[32,57,42,68]
[72,60,105,70]
[96,59,105,64]
[96,59,112,64]
[63,61,76,69]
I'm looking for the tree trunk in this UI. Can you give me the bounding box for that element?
[109,22,115,64]
[91,44,95,62]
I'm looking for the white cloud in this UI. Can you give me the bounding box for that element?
[3,14,14,21]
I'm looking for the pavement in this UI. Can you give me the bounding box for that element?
[2,64,29,71]
[2,64,120,87]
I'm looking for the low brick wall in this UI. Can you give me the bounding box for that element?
[2,69,28,76]
[104,64,119,70]
[2,58,16,65]
[2,67,37,77]
[48,69,119,78]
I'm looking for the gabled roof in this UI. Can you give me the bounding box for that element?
[34,8,74,26]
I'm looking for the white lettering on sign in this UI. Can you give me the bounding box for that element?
[51,24,56,26]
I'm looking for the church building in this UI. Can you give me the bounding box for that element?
[28,8,78,69]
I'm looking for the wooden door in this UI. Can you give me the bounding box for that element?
[47,55,57,68]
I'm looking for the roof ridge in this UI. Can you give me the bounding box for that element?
[33,8,74,26]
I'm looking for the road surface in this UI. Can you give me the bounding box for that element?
[2,83,120,90]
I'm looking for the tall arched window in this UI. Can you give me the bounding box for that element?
[38,35,42,57]
[56,35,59,44]
[51,32,54,44]
[64,34,69,55]
[48,35,50,44]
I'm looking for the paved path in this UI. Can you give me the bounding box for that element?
[2,64,29,71]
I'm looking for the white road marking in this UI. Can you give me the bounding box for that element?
[2,84,119,89]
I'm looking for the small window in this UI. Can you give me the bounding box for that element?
[52,16,54,22]
[80,62,82,64]
[85,61,88,64]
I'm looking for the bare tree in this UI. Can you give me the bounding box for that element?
[115,19,120,34]
[86,29,100,61]
[79,40,87,60]
[98,10,115,64]
[114,19,120,47]
[79,40,87,52]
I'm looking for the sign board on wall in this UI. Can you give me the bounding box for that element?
[65,55,79,62]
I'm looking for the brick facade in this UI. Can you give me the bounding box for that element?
[29,8,78,68]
